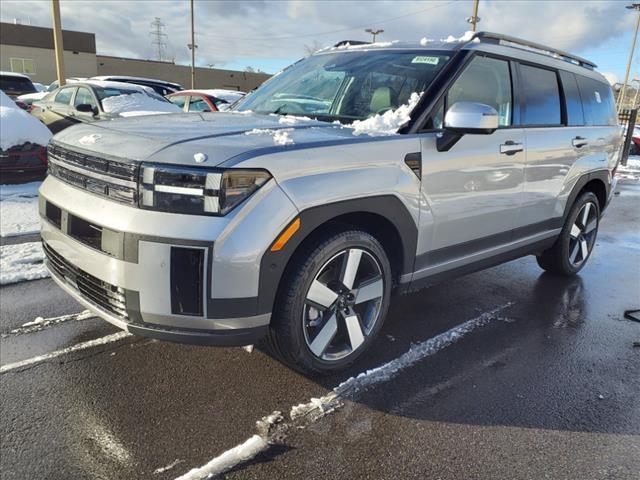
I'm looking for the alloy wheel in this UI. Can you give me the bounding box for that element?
[568,201,598,267]
[302,248,384,362]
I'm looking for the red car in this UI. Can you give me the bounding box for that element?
[166,89,245,112]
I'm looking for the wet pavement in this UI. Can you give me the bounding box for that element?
[1,179,639,480]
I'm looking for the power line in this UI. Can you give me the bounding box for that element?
[200,0,460,41]
[149,17,168,61]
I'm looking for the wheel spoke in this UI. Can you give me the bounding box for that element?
[580,203,591,228]
[584,219,597,234]
[308,313,338,357]
[343,310,365,351]
[307,280,338,308]
[355,277,383,304]
[570,224,581,239]
[341,249,363,290]
[569,241,580,264]
[580,238,589,261]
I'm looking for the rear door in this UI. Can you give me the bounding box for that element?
[43,86,77,133]
[417,54,526,271]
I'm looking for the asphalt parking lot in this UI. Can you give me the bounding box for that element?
[1,178,639,480]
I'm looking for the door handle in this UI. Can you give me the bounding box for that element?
[572,136,588,148]
[500,141,524,155]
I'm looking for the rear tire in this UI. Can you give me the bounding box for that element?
[536,191,600,275]
[267,229,392,375]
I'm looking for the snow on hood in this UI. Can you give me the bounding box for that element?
[349,92,421,136]
[101,92,182,117]
[0,91,52,150]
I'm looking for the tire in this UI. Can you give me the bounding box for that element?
[536,191,600,275]
[267,229,392,374]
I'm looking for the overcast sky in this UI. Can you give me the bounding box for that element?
[0,0,634,81]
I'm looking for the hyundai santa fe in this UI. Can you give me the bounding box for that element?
[39,32,621,373]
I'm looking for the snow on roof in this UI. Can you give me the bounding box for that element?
[0,91,52,150]
[90,75,182,88]
[0,71,31,79]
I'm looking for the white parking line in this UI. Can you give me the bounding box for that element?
[0,331,131,373]
[174,303,514,480]
[2,310,95,337]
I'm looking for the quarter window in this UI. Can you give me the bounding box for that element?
[559,71,585,126]
[576,76,616,126]
[446,55,512,127]
[54,88,75,105]
[520,64,561,126]
[188,96,212,112]
[169,95,187,109]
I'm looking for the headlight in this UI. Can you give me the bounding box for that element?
[139,164,271,215]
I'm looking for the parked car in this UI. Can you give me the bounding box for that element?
[0,71,37,98]
[17,78,88,110]
[30,80,181,133]
[39,32,620,374]
[629,125,640,155]
[0,91,51,182]
[167,89,246,112]
[90,75,183,96]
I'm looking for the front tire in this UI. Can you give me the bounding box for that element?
[536,191,600,275]
[268,229,392,374]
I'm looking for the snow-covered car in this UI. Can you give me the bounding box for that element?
[30,81,181,133]
[90,75,183,96]
[0,71,37,99]
[0,91,52,182]
[167,89,246,112]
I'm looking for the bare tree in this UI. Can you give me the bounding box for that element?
[304,40,324,57]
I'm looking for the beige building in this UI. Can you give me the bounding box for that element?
[0,22,97,83]
[0,22,270,90]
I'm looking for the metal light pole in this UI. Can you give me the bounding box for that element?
[467,0,481,32]
[189,0,196,89]
[51,0,66,87]
[618,3,640,113]
[365,28,384,43]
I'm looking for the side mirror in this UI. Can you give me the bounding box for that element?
[444,101,499,134]
[76,104,98,115]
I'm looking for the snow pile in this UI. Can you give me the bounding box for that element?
[0,91,52,150]
[0,181,41,237]
[618,155,640,181]
[349,92,421,136]
[277,114,313,125]
[101,93,181,117]
[0,241,50,285]
[3,310,94,337]
[245,128,295,146]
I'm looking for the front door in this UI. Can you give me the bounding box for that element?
[416,54,525,273]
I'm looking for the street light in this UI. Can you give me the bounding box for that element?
[466,0,481,32]
[618,3,640,113]
[365,28,384,43]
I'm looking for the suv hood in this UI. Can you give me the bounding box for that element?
[52,112,358,166]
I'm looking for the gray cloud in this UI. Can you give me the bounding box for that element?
[0,0,632,71]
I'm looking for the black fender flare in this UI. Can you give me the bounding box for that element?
[562,169,610,223]
[257,195,418,315]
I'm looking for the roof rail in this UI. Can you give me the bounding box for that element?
[333,40,370,48]
[472,31,597,70]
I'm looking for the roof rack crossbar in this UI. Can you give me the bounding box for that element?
[471,32,597,70]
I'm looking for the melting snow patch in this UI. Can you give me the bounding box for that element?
[349,92,421,136]
[444,31,477,43]
[277,115,312,125]
[245,128,294,146]
[0,181,41,237]
[154,460,183,475]
[0,331,131,373]
[0,242,49,285]
[618,156,640,182]
[2,310,94,337]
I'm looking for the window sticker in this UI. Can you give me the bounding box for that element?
[594,91,602,103]
[411,56,440,65]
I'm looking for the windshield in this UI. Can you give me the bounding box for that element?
[235,50,451,122]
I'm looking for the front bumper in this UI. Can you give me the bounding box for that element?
[38,175,298,346]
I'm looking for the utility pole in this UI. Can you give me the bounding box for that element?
[467,0,481,32]
[189,0,196,89]
[51,0,65,87]
[619,3,640,113]
[365,28,384,43]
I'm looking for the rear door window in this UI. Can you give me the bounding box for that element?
[54,87,75,105]
[559,71,585,126]
[520,64,561,126]
[188,96,212,112]
[168,95,187,109]
[446,55,513,127]
[576,76,616,126]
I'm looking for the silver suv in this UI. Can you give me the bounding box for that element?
[39,32,621,373]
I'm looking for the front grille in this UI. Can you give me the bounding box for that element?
[43,242,129,320]
[48,143,138,205]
